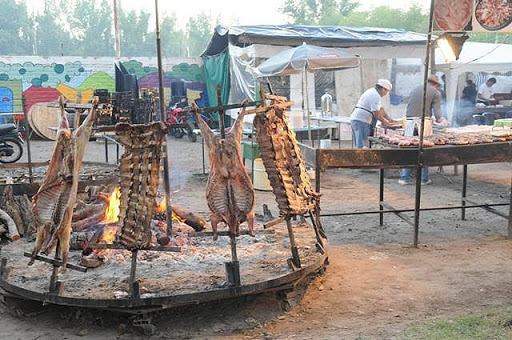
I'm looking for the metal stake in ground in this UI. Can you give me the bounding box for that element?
[286,216,302,270]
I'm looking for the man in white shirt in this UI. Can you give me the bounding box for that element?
[350,79,396,148]
[477,77,496,104]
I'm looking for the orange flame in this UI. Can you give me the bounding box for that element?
[154,198,185,223]
[103,187,121,224]
[100,226,117,243]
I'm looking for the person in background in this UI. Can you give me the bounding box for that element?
[461,79,477,104]
[350,79,397,148]
[477,77,497,104]
[398,74,447,186]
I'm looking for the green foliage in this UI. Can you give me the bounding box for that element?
[281,0,359,25]
[161,14,187,57]
[186,12,217,57]
[281,1,429,33]
[35,0,73,56]
[399,308,512,340]
[0,0,33,55]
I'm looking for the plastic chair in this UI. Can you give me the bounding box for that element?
[482,112,500,125]
[472,114,485,125]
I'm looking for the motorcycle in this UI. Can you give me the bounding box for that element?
[167,99,197,142]
[0,123,24,164]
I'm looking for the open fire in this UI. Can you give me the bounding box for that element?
[102,187,120,224]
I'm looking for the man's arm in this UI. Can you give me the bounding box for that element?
[375,108,397,125]
[432,90,443,122]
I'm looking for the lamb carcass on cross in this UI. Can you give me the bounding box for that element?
[192,103,255,240]
[29,96,98,271]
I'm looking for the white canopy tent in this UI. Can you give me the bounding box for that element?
[435,41,512,123]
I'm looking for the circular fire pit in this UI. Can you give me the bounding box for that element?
[0,221,327,314]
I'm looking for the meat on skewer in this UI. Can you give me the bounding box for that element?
[192,103,255,240]
[29,96,98,272]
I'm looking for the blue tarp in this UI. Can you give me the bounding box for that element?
[203,25,427,56]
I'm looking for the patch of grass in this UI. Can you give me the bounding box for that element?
[399,308,512,340]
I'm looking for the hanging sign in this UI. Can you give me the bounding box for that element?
[433,0,473,32]
[432,0,512,33]
[472,0,512,32]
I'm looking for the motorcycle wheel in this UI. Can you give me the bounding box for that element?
[187,129,197,142]
[0,138,23,163]
[174,129,185,139]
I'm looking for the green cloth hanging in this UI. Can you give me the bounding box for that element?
[202,49,230,126]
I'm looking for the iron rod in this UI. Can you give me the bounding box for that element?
[129,249,138,297]
[91,244,181,252]
[462,164,468,220]
[23,252,87,273]
[22,96,33,183]
[381,202,415,227]
[318,202,510,216]
[154,0,173,237]
[509,173,512,238]
[379,168,384,226]
[189,229,274,238]
[413,0,436,248]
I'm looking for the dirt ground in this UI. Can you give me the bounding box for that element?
[0,136,511,340]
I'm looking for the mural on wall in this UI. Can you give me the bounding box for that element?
[123,60,208,107]
[0,57,206,122]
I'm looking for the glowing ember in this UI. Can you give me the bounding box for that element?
[103,187,121,224]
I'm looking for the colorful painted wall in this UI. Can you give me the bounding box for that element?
[0,56,206,120]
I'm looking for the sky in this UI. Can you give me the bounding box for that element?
[25,0,429,29]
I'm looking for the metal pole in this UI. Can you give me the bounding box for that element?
[508,171,512,238]
[154,0,173,236]
[21,96,33,183]
[413,0,435,248]
[304,70,313,147]
[462,164,468,220]
[113,0,121,59]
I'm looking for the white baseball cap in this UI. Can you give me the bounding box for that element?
[376,79,392,91]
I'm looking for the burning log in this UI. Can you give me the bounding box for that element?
[170,205,206,232]
[72,203,105,223]
[69,227,105,251]
[0,208,19,241]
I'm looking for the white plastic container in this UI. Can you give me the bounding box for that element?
[405,117,433,137]
[287,111,304,128]
[253,158,272,191]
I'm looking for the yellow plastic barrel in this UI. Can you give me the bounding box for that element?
[252,158,272,191]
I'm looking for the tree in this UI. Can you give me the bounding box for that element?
[338,5,429,33]
[186,13,216,57]
[119,7,155,57]
[281,0,359,25]
[69,0,115,56]
[35,0,74,56]
[160,14,187,57]
[0,0,33,55]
